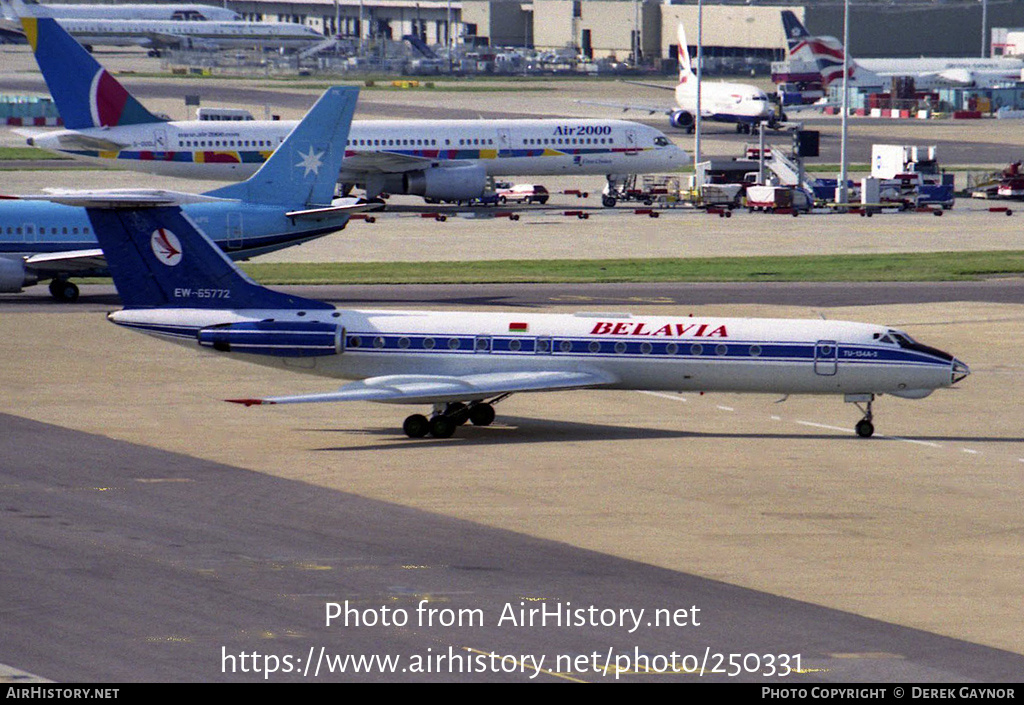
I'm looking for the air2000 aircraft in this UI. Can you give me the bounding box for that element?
[19,17,688,202]
[1,86,362,301]
[74,200,969,439]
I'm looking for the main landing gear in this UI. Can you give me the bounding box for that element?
[402,399,502,439]
[48,278,79,303]
[847,394,875,438]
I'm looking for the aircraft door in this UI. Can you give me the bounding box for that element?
[227,212,243,250]
[497,128,512,158]
[814,340,838,376]
[625,128,638,154]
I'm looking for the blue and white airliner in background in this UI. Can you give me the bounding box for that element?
[1,86,363,301]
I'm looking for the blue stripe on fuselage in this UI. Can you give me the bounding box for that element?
[115,323,950,370]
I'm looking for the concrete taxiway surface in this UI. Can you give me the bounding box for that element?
[3,406,1023,683]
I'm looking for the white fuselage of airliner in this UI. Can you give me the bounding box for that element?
[28,118,689,183]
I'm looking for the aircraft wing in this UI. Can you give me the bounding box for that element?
[621,79,678,92]
[782,100,838,113]
[339,150,437,174]
[50,132,129,152]
[285,198,385,220]
[142,31,186,49]
[229,369,619,406]
[20,189,232,208]
[576,99,675,117]
[25,248,107,275]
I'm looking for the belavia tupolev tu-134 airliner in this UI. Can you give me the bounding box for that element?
[65,199,971,439]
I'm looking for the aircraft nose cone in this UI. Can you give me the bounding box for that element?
[952,358,970,384]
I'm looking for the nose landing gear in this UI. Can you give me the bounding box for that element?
[847,394,875,438]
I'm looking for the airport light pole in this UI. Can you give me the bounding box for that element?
[837,0,850,205]
[633,0,640,64]
[981,0,988,57]
[359,0,365,58]
[695,0,703,167]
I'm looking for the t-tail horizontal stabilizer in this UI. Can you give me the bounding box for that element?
[84,205,332,310]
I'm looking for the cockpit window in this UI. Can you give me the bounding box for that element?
[887,329,952,361]
[654,136,670,146]
[888,331,918,348]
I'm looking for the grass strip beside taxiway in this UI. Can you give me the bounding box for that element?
[238,251,1024,285]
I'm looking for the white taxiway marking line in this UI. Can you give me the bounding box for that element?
[796,420,850,433]
[634,392,1009,463]
[638,391,688,403]
[887,436,942,448]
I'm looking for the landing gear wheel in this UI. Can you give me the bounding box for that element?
[403,414,430,438]
[855,419,875,438]
[429,415,456,439]
[468,403,496,427]
[445,402,469,425]
[49,279,79,303]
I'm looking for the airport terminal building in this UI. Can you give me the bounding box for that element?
[211,0,1024,63]
[31,0,1024,67]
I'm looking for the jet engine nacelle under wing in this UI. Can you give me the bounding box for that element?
[198,320,344,358]
[400,163,487,202]
[669,109,694,130]
[0,256,36,293]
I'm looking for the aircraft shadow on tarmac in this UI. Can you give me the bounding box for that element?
[304,416,861,451]
[302,418,1024,451]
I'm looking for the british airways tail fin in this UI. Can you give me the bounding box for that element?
[676,22,695,83]
[779,10,852,88]
[20,14,165,130]
[781,11,811,54]
[85,206,332,310]
[204,86,358,207]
